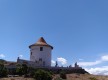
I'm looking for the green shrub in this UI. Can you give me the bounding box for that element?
[89,77,98,80]
[34,69,52,80]
[16,64,23,76]
[0,63,8,77]
[60,71,67,79]
[16,64,28,76]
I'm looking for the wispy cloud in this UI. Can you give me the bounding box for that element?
[77,55,108,67]
[79,59,83,61]
[75,54,108,75]
[51,60,55,65]
[19,55,23,58]
[101,55,108,61]
[57,57,67,65]
[78,60,102,67]
[85,66,108,75]
[0,54,5,58]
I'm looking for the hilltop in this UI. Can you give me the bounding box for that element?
[0,74,108,80]
[66,74,108,80]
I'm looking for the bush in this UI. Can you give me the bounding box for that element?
[16,64,28,76]
[60,71,67,79]
[16,64,23,76]
[89,77,98,80]
[22,64,28,75]
[0,63,8,77]
[34,69,52,80]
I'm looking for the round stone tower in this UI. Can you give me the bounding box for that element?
[29,37,53,67]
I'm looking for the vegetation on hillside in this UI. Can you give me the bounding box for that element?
[34,69,52,80]
[0,63,90,80]
[0,63,8,77]
[0,59,6,64]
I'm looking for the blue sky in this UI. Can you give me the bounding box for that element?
[0,0,108,75]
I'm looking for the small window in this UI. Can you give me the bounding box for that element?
[31,52,32,55]
[35,60,37,63]
[40,47,43,51]
[39,58,42,61]
[43,61,45,66]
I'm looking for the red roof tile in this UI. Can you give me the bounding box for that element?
[29,37,53,49]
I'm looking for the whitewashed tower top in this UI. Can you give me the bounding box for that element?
[29,37,53,67]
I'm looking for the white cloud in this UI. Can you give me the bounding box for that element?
[0,54,5,58]
[101,55,108,61]
[79,59,83,61]
[78,60,102,67]
[85,66,108,75]
[57,57,67,65]
[77,55,108,67]
[19,55,23,58]
[51,60,55,64]
[76,54,108,75]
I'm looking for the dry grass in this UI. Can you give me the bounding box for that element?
[0,74,108,80]
[67,74,108,80]
[0,77,34,80]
